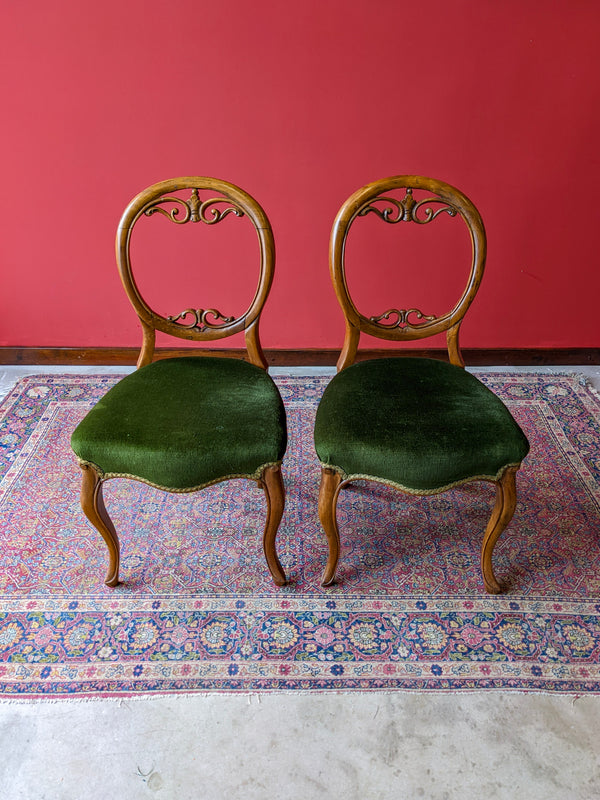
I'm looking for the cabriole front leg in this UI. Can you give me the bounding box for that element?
[79,464,120,587]
[259,464,287,586]
[481,466,519,594]
[319,468,343,586]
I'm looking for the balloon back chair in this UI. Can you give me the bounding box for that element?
[314,176,530,593]
[71,178,288,587]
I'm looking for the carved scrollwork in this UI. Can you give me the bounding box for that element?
[144,189,244,224]
[167,308,236,332]
[145,196,191,224]
[358,188,457,225]
[190,189,244,224]
[369,307,437,329]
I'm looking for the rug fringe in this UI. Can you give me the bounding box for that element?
[577,374,600,400]
[0,687,597,705]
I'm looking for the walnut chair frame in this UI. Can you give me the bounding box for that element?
[73,178,287,587]
[316,175,528,594]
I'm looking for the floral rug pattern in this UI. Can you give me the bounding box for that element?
[0,372,599,696]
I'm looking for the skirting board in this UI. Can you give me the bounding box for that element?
[1,347,599,366]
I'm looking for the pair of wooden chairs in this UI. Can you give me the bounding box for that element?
[71,176,529,594]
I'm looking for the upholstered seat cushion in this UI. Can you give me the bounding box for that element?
[314,357,529,492]
[71,357,287,490]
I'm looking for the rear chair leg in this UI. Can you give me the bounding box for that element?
[259,464,287,586]
[481,466,519,594]
[80,464,120,587]
[319,468,343,586]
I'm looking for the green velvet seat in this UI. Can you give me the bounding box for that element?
[71,177,288,588]
[314,175,530,594]
[315,357,529,492]
[72,357,287,490]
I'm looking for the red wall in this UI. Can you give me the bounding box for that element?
[2,0,599,350]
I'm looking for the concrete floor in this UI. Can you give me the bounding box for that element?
[1,365,599,800]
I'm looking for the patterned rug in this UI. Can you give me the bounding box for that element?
[0,371,599,697]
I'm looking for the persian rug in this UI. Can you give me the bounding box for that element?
[0,371,599,698]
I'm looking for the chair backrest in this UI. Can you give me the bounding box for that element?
[116,177,275,369]
[330,175,487,370]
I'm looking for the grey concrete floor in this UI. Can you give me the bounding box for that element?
[2,692,600,799]
[1,365,599,799]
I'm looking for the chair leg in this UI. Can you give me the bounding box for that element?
[259,464,287,586]
[80,464,120,587]
[481,466,519,594]
[319,468,343,587]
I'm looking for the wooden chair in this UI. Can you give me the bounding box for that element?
[313,176,530,593]
[71,177,287,587]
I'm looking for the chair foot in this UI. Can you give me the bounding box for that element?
[481,466,519,594]
[319,468,343,586]
[260,464,287,586]
[80,464,120,587]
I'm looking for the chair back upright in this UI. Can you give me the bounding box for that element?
[330,175,487,371]
[116,177,275,369]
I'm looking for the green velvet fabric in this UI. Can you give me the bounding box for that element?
[71,358,287,489]
[314,358,529,492]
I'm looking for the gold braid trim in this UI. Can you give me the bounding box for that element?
[76,459,283,493]
[319,462,522,496]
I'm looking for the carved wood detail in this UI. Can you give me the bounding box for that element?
[358,187,457,224]
[144,188,244,225]
[167,308,235,333]
[369,307,436,329]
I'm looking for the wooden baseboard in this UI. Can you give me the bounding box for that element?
[1,346,599,366]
